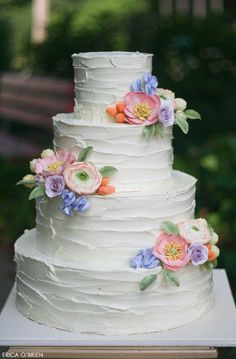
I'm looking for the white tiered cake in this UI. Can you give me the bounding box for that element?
[15,52,218,335]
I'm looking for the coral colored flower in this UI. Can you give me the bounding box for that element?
[97,185,115,195]
[153,233,190,271]
[206,243,220,261]
[124,92,160,125]
[178,218,212,245]
[34,150,76,178]
[64,161,102,195]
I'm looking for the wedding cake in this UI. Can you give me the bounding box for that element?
[15,52,220,335]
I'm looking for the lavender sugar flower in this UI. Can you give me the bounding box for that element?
[131,248,160,269]
[158,100,175,127]
[74,196,90,213]
[45,175,65,198]
[144,73,158,95]
[188,243,209,265]
[60,189,89,217]
[131,73,158,95]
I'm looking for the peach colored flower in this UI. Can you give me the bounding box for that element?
[63,161,102,195]
[124,92,160,125]
[153,233,190,271]
[34,150,76,178]
[178,218,211,245]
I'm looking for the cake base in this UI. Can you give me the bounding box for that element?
[1,270,236,348]
[15,228,213,335]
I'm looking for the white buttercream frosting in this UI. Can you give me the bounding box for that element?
[15,229,213,335]
[35,171,196,266]
[14,51,215,335]
[72,52,153,123]
[53,113,173,192]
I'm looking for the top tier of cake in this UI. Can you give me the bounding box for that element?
[72,51,153,123]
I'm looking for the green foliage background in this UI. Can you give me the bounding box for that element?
[0,1,236,356]
[0,0,236,317]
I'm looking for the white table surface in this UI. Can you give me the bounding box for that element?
[0,269,236,347]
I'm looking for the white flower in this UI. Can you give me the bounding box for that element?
[175,98,187,111]
[41,149,55,158]
[23,174,35,188]
[210,232,219,245]
[29,159,36,172]
[211,245,220,258]
[178,218,212,244]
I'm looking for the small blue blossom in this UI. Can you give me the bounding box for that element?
[74,196,90,213]
[131,78,143,92]
[144,73,158,95]
[131,73,158,95]
[60,203,73,217]
[130,248,160,269]
[61,189,77,206]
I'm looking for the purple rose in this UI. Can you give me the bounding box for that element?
[61,189,77,206]
[45,175,65,198]
[188,243,209,265]
[74,196,90,213]
[158,100,175,127]
[144,73,158,95]
[131,248,160,269]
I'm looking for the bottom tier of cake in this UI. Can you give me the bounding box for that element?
[15,229,214,335]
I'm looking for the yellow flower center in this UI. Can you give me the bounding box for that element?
[134,103,151,121]
[164,242,183,260]
[47,161,61,172]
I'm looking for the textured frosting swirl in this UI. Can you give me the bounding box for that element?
[15,229,213,335]
[72,52,153,123]
[53,113,173,192]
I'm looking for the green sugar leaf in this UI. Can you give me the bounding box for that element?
[78,146,93,162]
[99,166,118,178]
[29,185,45,200]
[175,117,189,134]
[161,221,179,235]
[203,261,213,272]
[16,179,35,186]
[155,123,164,137]
[184,109,201,120]
[140,274,157,291]
[164,270,180,287]
[143,125,156,141]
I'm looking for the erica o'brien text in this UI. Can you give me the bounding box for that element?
[1,352,44,358]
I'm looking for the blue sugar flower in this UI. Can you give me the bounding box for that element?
[61,189,77,206]
[144,73,158,95]
[60,203,73,217]
[131,78,143,92]
[74,196,90,213]
[131,248,160,269]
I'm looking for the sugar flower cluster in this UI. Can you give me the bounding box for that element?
[106,73,201,139]
[17,147,117,217]
[131,218,220,291]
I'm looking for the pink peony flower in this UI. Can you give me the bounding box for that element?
[124,92,160,125]
[63,161,102,195]
[153,233,190,271]
[178,218,212,245]
[34,150,76,178]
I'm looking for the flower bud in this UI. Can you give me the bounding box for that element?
[211,245,220,258]
[29,159,36,172]
[210,232,219,245]
[41,149,54,158]
[23,174,35,188]
[175,98,187,111]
